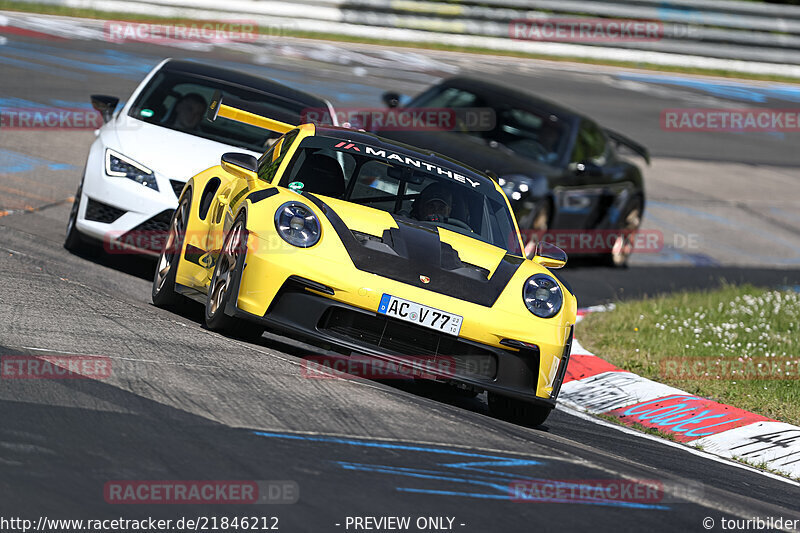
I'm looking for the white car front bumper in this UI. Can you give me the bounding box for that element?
[75,138,184,255]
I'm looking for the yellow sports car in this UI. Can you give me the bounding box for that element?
[151,93,577,425]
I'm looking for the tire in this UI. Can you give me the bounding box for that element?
[488,392,552,427]
[64,180,87,253]
[601,197,643,268]
[204,214,264,341]
[152,190,191,308]
[522,202,550,259]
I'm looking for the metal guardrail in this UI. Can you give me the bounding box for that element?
[9,0,800,70]
[330,0,800,64]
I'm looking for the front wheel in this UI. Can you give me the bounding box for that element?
[204,215,264,341]
[152,191,191,308]
[488,393,552,427]
[64,180,87,253]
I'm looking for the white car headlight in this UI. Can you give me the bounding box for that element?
[523,274,563,319]
[105,149,158,191]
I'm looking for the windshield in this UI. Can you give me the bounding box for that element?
[409,86,569,165]
[128,69,322,152]
[277,136,522,255]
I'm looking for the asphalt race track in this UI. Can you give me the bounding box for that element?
[1,13,799,532]
[2,205,800,530]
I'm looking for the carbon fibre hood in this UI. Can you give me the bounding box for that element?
[305,194,524,308]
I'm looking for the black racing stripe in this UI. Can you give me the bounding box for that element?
[305,194,522,307]
[387,219,442,268]
[551,270,574,296]
[247,187,279,203]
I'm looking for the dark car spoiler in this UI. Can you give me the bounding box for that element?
[605,129,650,165]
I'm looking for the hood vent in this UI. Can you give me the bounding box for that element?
[306,193,522,307]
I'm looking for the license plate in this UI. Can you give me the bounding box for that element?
[377,294,463,336]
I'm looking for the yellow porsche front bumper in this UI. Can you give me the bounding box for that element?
[232,229,574,405]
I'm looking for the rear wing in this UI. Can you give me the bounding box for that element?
[604,128,650,165]
[206,90,296,134]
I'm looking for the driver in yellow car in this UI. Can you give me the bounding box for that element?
[412,182,453,223]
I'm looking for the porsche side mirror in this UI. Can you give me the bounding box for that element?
[533,241,567,269]
[221,152,258,190]
[382,91,401,108]
[90,94,119,123]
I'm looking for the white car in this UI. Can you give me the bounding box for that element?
[65,58,337,255]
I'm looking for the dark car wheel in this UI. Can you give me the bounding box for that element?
[204,214,264,342]
[603,198,643,268]
[64,181,87,253]
[152,190,191,308]
[488,392,552,427]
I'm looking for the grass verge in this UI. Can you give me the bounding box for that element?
[579,284,800,426]
[2,1,800,83]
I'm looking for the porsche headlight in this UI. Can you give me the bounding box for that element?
[275,202,320,248]
[105,149,157,191]
[523,274,562,318]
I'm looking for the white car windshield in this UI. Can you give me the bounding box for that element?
[128,70,326,152]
